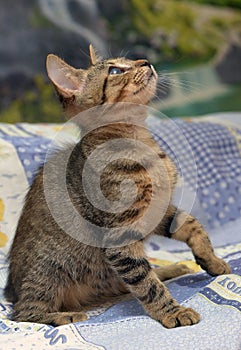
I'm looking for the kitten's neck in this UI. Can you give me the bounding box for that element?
[80,121,158,161]
[73,103,148,131]
[73,103,157,158]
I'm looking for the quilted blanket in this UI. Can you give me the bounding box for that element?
[0,112,240,350]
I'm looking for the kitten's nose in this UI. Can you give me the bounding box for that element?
[136,60,151,68]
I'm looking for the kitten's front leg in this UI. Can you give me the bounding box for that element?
[104,242,200,328]
[159,205,231,276]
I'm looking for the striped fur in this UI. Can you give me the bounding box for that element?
[5,46,231,328]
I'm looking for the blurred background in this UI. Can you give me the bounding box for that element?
[0,0,241,123]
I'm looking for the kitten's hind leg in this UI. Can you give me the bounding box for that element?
[154,264,194,281]
[158,205,231,276]
[39,311,88,326]
[10,273,88,326]
[12,299,87,326]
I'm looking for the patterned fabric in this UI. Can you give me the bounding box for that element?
[147,114,241,228]
[0,113,240,350]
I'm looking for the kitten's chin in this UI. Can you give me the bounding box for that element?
[132,75,157,105]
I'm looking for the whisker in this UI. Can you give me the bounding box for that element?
[159,74,193,86]
[158,70,204,80]
[170,78,204,89]
[107,46,114,58]
[158,70,199,77]
[169,81,201,94]
[158,72,205,90]
[157,81,171,89]
[119,49,130,58]
[157,86,171,93]
[79,47,91,63]
[158,76,203,95]
[166,80,195,92]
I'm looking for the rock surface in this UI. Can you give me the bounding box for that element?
[0,0,107,111]
[0,0,240,115]
[215,41,241,84]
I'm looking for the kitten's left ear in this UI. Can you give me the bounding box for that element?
[89,44,102,65]
[46,54,86,98]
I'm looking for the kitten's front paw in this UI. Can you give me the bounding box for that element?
[161,307,200,328]
[206,257,231,276]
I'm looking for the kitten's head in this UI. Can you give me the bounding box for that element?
[46,45,157,117]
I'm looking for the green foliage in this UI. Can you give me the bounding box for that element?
[0,75,63,123]
[130,0,195,36]
[188,0,241,9]
[124,0,241,63]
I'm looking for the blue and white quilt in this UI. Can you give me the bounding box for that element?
[0,112,240,350]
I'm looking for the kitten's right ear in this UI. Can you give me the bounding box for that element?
[46,54,86,98]
[89,44,102,65]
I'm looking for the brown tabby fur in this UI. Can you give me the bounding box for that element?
[5,45,231,328]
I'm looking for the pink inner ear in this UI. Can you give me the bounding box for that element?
[47,55,82,95]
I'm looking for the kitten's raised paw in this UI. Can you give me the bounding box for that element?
[205,257,231,276]
[161,307,200,329]
[52,312,88,326]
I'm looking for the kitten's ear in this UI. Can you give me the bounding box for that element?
[89,44,102,65]
[46,54,86,98]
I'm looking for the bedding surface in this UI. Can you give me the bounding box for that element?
[0,113,240,350]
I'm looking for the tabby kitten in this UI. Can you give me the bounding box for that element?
[5,45,230,328]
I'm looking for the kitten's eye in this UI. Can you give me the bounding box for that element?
[109,67,124,75]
